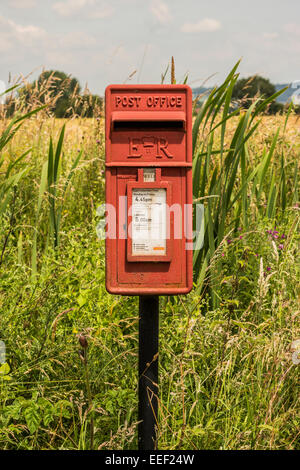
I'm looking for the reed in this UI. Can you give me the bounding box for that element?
[192,61,292,305]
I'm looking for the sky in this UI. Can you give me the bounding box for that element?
[0,0,300,95]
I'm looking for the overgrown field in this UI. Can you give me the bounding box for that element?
[0,71,299,450]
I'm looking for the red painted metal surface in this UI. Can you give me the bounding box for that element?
[105,84,193,295]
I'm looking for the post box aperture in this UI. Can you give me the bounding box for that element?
[105,85,193,295]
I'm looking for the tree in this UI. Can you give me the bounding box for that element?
[232,75,283,114]
[5,70,103,118]
[75,94,102,118]
[36,70,81,117]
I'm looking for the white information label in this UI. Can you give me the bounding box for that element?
[132,188,166,256]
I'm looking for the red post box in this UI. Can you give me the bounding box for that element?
[105,84,193,295]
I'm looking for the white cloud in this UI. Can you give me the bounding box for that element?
[53,0,114,19]
[150,0,172,24]
[60,32,96,48]
[44,50,77,68]
[0,15,46,42]
[53,0,92,16]
[263,32,279,40]
[9,0,37,7]
[14,23,45,38]
[283,23,300,36]
[104,45,131,65]
[92,6,114,19]
[181,18,221,33]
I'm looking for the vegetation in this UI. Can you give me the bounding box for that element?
[4,70,103,119]
[232,75,284,113]
[0,62,299,450]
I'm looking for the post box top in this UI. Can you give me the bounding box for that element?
[105,84,192,167]
[105,84,192,112]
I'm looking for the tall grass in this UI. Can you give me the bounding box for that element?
[0,63,298,450]
[0,87,44,267]
[192,62,294,307]
[31,124,82,281]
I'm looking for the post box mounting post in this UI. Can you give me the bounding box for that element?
[138,295,159,450]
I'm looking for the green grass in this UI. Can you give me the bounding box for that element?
[0,66,299,450]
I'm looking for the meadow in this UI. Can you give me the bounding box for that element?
[0,66,299,450]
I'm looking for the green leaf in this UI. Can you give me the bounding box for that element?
[54,400,73,419]
[266,172,278,218]
[24,404,40,434]
[0,363,10,375]
[37,399,55,427]
[77,293,87,308]
[53,124,66,186]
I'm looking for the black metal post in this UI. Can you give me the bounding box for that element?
[138,295,159,450]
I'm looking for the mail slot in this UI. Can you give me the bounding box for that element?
[105,84,193,295]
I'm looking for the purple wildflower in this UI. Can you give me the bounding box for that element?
[266,267,271,272]
[278,244,284,250]
[267,229,281,240]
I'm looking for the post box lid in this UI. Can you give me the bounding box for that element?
[105,84,192,168]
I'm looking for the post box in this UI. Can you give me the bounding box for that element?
[105,84,193,295]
